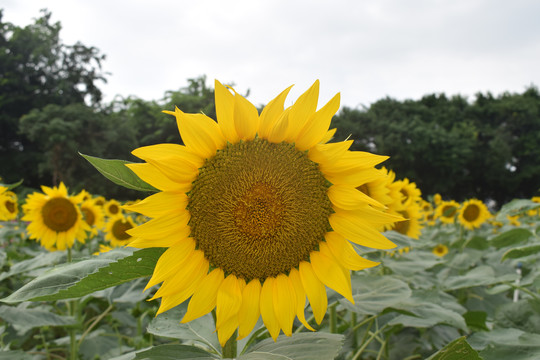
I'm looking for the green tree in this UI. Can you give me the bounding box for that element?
[0,9,106,187]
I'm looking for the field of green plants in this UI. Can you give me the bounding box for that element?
[1,176,540,360]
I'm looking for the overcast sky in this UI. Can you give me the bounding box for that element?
[2,0,540,109]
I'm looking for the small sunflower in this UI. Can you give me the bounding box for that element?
[22,183,89,251]
[124,80,401,345]
[432,244,448,257]
[93,195,107,207]
[77,189,93,202]
[435,200,460,224]
[105,214,136,247]
[80,199,106,237]
[391,201,423,239]
[104,199,122,217]
[433,193,442,205]
[0,189,18,221]
[394,178,422,207]
[457,199,491,230]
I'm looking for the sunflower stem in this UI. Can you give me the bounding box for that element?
[222,331,237,359]
[66,247,79,360]
[329,303,337,333]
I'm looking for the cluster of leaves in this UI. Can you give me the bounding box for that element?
[1,161,539,359]
[332,90,540,205]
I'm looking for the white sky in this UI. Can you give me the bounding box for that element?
[2,0,540,109]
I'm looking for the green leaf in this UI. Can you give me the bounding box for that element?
[425,336,481,360]
[0,351,33,360]
[79,152,158,192]
[1,247,165,303]
[240,333,344,360]
[147,305,220,354]
[464,311,489,331]
[388,303,468,331]
[443,265,517,290]
[132,344,219,360]
[491,228,533,249]
[0,179,23,190]
[0,251,65,281]
[497,199,540,217]
[465,236,490,250]
[501,244,540,262]
[339,275,411,315]
[0,304,76,334]
[468,327,540,350]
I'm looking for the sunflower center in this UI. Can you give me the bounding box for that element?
[188,138,332,281]
[393,210,410,235]
[108,204,119,214]
[81,207,95,226]
[112,219,132,241]
[463,204,480,222]
[442,205,457,218]
[41,197,78,232]
[5,200,15,214]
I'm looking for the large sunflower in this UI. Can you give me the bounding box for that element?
[124,80,401,345]
[22,183,88,251]
[457,199,491,230]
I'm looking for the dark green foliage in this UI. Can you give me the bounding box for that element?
[332,90,540,205]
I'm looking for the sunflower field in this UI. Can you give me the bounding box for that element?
[1,80,540,360]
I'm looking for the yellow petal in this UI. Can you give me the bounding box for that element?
[295,93,340,151]
[328,185,384,210]
[298,261,327,325]
[233,90,259,141]
[308,140,353,164]
[182,268,225,323]
[329,212,397,250]
[259,85,293,139]
[132,143,203,169]
[320,128,336,144]
[155,262,207,315]
[145,238,196,290]
[288,268,315,331]
[266,109,290,144]
[218,316,240,347]
[215,80,240,143]
[216,275,244,328]
[127,211,190,240]
[237,279,262,340]
[285,80,319,142]
[273,274,296,337]
[260,277,281,340]
[152,250,208,299]
[324,232,380,271]
[325,167,382,187]
[126,163,191,192]
[144,156,198,184]
[310,250,354,303]
[320,152,389,174]
[169,108,226,158]
[122,192,188,218]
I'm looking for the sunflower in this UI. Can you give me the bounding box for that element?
[77,189,93,202]
[0,188,18,221]
[391,201,423,239]
[435,200,460,224]
[93,195,106,207]
[104,199,122,217]
[394,178,422,207]
[22,183,88,251]
[433,193,442,206]
[432,244,448,257]
[457,199,491,230]
[123,80,401,346]
[105,214,136,247]
[80,199,106,237]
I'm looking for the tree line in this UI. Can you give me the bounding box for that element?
[1,10,539,206]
